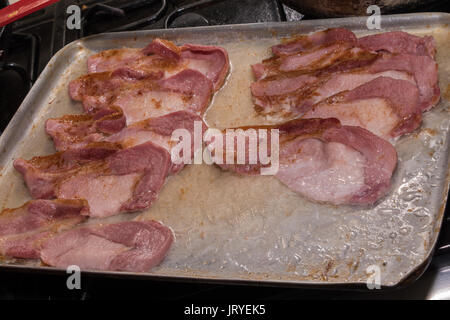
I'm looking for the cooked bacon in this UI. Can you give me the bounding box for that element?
[179,44,230,90]
[46,109,203,173]
[143,38,181,62]
[252,52,438,120]
[303,77,422,138]
[46,107,126,151]
[271,28,357,56]
[252,29,439,127]
[106,111,205,174]
[252,44,371,81]
[14,142,121,199]
[368,53,440,111]
[0,199,88,259]
[69,68,164,102]
[253,68,415,119]
[71,69,213,124]
[88,38,229,90]
[40,220,173,272]
[14,142,171,218]
[358,31,436,58]
[208,118,397,205]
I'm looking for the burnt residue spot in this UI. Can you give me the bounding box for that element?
[443,84,450,101]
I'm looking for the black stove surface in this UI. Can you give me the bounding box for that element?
[0,0,450,300]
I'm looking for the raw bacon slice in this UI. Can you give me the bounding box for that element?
[277,123,397,205]
[368,53,440,111]
[69,67,164,102]
[46,107,126,151]
[179,44,230,90]
[46,110,204,173]
[14,142,171,218]
[252,29,439,122]
[88,38,229,90]
[143,38,181,62]
[271,28,357,56]
[14,142,121,199]
[358,31,436,58]
[72,69,213,124]
[302,77,422,138]
[253,68,415,119]
[40,220,173,272]
[252,52,438,119]
[0,199,88,259]
[105,111,206,174]
[252,44,372,81]
[208,118,397,205]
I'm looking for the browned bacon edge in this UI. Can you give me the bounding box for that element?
[0,199,88,259]
[89,38,229,91]
[250,29,440,136]
[46,106,126,151]
[304,76,423,138]
[13,141,171,217]
[209,117,397,205]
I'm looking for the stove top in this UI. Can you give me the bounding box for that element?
[0,0,449,300]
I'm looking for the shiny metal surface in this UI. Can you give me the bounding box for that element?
[0,13,449,288]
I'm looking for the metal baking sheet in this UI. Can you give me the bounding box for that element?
[0,13,449,288]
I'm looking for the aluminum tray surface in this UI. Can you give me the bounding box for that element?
[0,13,449,287]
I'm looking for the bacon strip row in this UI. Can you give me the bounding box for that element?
[3,38,230,271]
[251,29,440,139]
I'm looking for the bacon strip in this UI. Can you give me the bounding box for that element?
[41,220,173,272]
[207,118,397,205]
[303,77,422,138]
[250,29,440,135]
[14,142,171,218]
[0,199,88,259]
[88,38,229,90]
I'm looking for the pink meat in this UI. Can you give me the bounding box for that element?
[87,48,150,74]
[253,43,367,81]
[0,199,88,259]
[180,43,230,90]
[252,51,436,119]
[358,31,436,58]
[88,38,229,90]
[322,126,397,204]
[143,38,181,62]
[14,142,171,218]
[40,220,173,272]
[303,77,422,138]
[46,107,126,151]
[69,68,163,102]
[46,110,204,174]
[73,69,213,124]
[271,28,357,56]
[209,118,397,205]
[14,142,121,199]
[105,111,206,174]
[252,29,439,122]
[253,68,415,119]
[368,53,440,111]
[251,74,318,97]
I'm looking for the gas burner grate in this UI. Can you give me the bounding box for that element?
[80,0,168,35]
